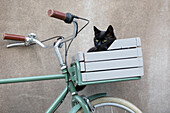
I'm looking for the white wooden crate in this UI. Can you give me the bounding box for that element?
[72,37,144,83]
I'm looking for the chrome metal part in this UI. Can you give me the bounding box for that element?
[82,95,95,113]
[61,65,67,71]
[54,39,65,67]
[27,33,45,47]
[25,37,33,46]
[32,38,45,48]
[7,43,25,48]
[71,92,78,96]
[28,33,36,39]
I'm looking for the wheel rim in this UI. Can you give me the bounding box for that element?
[94,103,135,113]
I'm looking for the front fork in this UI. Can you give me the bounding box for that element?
[63,68,91,113]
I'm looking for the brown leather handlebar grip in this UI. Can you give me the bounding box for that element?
[3,33,26,41]
[48,9,66,21]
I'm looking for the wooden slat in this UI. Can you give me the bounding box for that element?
[84,48,142,62]
[108,37,141,50]
[80,62,85,71]
[83,57,143,72]
[82,67,144,82]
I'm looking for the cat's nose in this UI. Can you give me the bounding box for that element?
[97,42,101,46]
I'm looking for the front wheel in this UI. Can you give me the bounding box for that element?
[77,97,142,113]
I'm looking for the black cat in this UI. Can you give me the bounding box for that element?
[75,25,117,91]
[88,25,116,52]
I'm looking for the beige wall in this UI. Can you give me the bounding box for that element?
[0,0,170,113]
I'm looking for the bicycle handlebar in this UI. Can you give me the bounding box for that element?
[48,9,66,21]
[3,10,88,70]
[3,33,26,41]
[48,9,78,24]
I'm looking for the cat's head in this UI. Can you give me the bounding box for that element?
[93,25,116,50]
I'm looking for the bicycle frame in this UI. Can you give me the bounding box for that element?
[0,74,65,84]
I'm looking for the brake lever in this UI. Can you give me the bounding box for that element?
[7,43,25,48]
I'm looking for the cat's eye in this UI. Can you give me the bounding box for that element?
[96,39,99,42]
[102,40,107,43]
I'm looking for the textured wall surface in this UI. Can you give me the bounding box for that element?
[0,0,170,113]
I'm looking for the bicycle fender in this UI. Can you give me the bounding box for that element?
[69,93,107,113]
[88,93,107,101]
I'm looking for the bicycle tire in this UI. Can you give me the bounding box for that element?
[77,97,142,113]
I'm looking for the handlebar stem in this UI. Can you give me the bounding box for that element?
[53,20,78,70]
[54,39,66,69]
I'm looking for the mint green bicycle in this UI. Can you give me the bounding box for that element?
[1,9,142,113]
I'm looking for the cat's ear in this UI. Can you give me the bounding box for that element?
[106,25,114,37]
[94,26,101,35]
